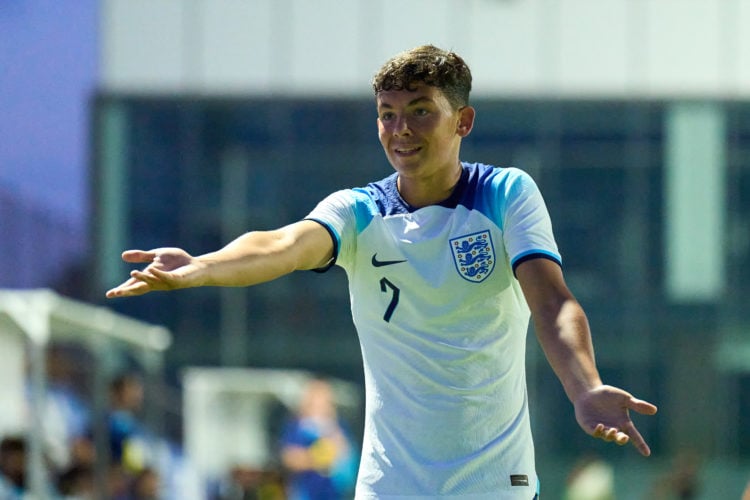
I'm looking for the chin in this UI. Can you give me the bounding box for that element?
[389,155,423,170]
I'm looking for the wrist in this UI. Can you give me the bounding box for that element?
[568,379,604,405]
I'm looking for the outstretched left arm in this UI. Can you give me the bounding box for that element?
[516,258,657,456]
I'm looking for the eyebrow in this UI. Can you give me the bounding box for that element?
[377,96,434,109]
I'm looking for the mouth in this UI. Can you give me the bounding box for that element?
[394,146,422,156]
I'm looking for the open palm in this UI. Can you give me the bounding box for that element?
[106,248,203,298]
[574,384,657,456]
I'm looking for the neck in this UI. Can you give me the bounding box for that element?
[397,162,463,208]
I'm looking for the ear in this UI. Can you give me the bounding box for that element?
[456,106,475,137]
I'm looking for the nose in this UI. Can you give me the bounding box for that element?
[392,115,411,136]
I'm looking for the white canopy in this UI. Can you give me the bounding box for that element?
[0,288,172,497]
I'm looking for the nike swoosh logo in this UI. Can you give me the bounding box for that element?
[371,254,407,267]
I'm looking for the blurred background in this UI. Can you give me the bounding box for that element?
[1,0,750,498]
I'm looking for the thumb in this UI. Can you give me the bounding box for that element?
[627,397,658,416]
[121,249,157,263]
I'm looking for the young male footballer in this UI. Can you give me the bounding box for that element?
[107,45,657,499]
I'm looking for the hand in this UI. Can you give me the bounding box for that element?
[105,248,204,298]
[574,385,657,457]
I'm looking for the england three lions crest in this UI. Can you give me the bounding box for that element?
[450,230,496,283]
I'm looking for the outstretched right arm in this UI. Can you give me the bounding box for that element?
[105,220,334,298]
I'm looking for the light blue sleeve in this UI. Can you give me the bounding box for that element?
[492,168,561,271]
[304,188,376,270]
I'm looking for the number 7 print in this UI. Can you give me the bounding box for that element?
[379,277,400,322]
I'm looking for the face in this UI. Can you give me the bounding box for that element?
[376,84,473,180]
[300,379,336,420]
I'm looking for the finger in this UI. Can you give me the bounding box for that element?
[148,267,174,280]
[624,424,651,457]
[614,431,630,446]
[106,279,152,298]
[106,276,139,297]
[592,423,605,438]
[131,269,164,286]
[593,424,616,441]
[628,397,658,416]
[592,424,629,445]
[121,249,157,263]
[602,427,619,442]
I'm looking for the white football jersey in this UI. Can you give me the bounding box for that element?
[306,162,559,499]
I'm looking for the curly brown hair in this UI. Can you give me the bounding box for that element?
[372,45,472,110]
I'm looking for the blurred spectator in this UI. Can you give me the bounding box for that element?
[68,434,96,470]
[648,450,701,499]
[56,463,95,498]
[216,464,285,500]
[563,453,615,500]
[107,464,132,500]
[105,371,167,499]
[742,477,750,500]
[279,378,357,500]
[131,467,160,499]
[26,345,92,473]
[105,372,201,500]
[0,435,27,498]
[107,372,154,474]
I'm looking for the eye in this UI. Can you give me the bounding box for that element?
[380,111,395,121]
[413,108,429,116]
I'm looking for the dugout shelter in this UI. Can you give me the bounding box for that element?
[0,288,171,498]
